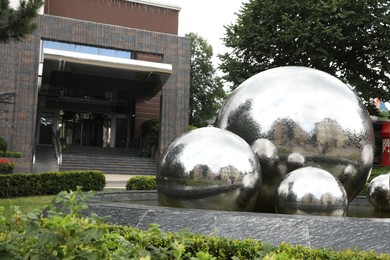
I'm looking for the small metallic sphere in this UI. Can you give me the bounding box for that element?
[215,66,374,211]
[157,127,262,211]
[367,173,390,211]
[275,167,348,216]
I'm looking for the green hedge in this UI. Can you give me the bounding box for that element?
[1,188,389,259]
[0,170,105,198]
[0,151,22,158]
[126,175,156,190]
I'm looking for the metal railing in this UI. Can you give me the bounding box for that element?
[52,132,62,165]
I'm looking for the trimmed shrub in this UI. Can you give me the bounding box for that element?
[0,170,105,198]
[0,137,7,152]
[126,176,156,190]
[0,151,22,158]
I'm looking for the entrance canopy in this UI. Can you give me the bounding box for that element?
[41,48,172,100]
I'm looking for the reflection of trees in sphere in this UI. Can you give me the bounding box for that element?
[157,127,262,211]
[367,173,390,211]
[215,66,374,211]
[276,167,348,216]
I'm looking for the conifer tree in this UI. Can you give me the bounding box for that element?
[0,0,44,43]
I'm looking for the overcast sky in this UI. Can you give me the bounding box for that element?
[161,0,249,66]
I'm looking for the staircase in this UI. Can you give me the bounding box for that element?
[60,146,157,176]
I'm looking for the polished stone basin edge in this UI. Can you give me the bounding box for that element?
[87,191,390,254]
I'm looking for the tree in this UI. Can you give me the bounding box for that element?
[0,0,44,43]
[187,32,226,127]
[219,0,390,110]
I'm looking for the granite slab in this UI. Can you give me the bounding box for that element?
[87,196,390,254]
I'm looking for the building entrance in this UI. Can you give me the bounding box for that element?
[36,40,171,150]
[62,112,108,147]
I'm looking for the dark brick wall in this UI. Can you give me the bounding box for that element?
[0,14,190,172]
[44,0,179,35]
[0,33,40,172]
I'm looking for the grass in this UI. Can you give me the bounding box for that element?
[0,195,55,217]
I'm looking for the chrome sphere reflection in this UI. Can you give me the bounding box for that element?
[367,173,390,211]
[276,167,348,216]
[215,66,374,211]
[157,127,262,211]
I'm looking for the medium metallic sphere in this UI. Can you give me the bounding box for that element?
[276,167,348,216]
[157,127,262,211]
[215,66,374,211]
[367,173,390,211]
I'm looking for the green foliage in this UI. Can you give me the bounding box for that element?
[0,151,22,158]
[138,149,152,158]
[0,158,15,170]
[220,0,390,108]
[188,125,198,131]
[141,119,159,137]
[186,32,226,127]
[140,119,159,147]
[0,136,7,152]
[0,0,44,43]
[126,176,156,190]
[0,170,106,197]
[0,187,149,259]
[0,187,389,259]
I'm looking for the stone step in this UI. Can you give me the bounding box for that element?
[59,146,157,176]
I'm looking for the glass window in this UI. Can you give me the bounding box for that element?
[43,40,132,59]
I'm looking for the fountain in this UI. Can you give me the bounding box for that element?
[87,67,390,254]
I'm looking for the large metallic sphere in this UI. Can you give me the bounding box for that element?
[276,167,348,216]
[367,173,390,211]
[157,127,262,211]
[215,66,374,211]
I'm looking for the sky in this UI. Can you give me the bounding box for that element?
[159,0,249,67]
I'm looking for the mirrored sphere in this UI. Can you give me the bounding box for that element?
[276,167,348,216]
[367,173,390,211]
[215,66,374,211]
[157,127,262,211]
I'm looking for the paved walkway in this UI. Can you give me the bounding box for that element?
[105,174,133,189]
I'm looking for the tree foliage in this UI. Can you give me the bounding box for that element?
[219,0,390,109]
[187,32,226,127]
[0,0,44,43]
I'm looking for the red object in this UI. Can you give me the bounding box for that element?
[381,123,390,166]
[381,122,390,138]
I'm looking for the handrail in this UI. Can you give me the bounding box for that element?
[52,132,62,165]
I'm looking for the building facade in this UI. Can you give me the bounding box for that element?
[0,0,191,172]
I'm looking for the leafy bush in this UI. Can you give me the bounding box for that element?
[138,149,152,158]
[0,137,7,152]
[0,158,15,170]
[126,176,156,190]
[0,151,22,158]
[0,188,389,259]
[0,170,105,198]
[141,119,159,137]
[0,187,150,259]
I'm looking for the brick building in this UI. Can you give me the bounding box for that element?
[0,0,190,172]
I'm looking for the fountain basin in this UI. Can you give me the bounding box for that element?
[86,190,390,254]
